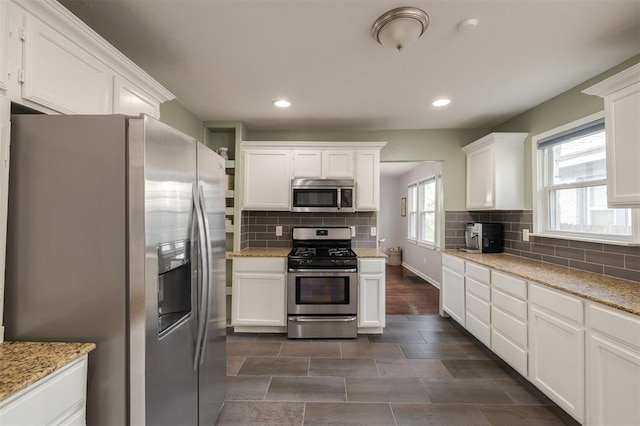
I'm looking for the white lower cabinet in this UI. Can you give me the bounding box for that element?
[0,355,89,425]
[587,302,640,426]
[529,282,584,424]
[490,271,528,376]
[232,257,286,329]
[358,258,385,331]
[441,254,465,326]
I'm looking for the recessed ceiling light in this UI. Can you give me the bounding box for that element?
[432,98,451,107]
[273,99,291,108]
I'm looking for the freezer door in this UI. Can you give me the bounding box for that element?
[196,142,227,423]
[129,116,198,426]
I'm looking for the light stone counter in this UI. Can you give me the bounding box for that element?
[230,248,387,258]
[444,250,639,316]
[0,341,96,402]
[230,248,290,257]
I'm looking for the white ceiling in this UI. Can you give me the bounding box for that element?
[58,0,640,131]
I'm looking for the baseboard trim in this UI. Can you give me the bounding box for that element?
[400,262,440,290]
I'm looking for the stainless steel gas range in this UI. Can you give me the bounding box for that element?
[287,227,358,339]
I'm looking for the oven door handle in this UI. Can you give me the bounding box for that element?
[288,316,357,323]
[288,268,357,273]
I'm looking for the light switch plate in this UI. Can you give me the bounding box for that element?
[370,226,377,236]
[275,225,283,237]
[522,228,529,242]
[349,226,356,237]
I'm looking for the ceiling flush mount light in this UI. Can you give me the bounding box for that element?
[432,98,451,107]
[371,7,429,51]
[273,99,291,108]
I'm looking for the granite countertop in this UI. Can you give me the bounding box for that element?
[0,341,96,402]
[230,248,387,258]
[444,250,639,316]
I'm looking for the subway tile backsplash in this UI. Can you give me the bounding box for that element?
[240,211,378,249]
[445,210,640,283]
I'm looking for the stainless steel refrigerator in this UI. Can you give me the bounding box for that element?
[4,114,226,425]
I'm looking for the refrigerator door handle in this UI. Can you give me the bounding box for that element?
[197,184,213,365]
[192,183,209,371]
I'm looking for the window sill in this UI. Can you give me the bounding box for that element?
[417,242,439,250]
[529,232,640,247]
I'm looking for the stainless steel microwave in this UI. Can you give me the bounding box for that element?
[291,179,355,213]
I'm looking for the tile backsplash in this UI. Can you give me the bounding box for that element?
[240,211,378,249]
[445,210,640,283]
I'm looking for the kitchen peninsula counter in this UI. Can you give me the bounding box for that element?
[444,250,639,316]
[230,248,387,258]
[0,341,95,402]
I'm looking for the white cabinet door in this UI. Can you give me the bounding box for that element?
[529,305,584,423]
[22,15,111,114]
[587,332,640,426]
[0,97,9,342]
[358,259,385,329]
[232,272,286,326]
[242,149,291,210]
[113,76,160,119]
[604,82,640,207]
[441,266,465,326]
[358,274,385,328]
[355,149,380,211]
[322,150,353,179]
[0,1,7,92]
[291,150,322,178]
[583,63,640,207]
[466,145,494,209]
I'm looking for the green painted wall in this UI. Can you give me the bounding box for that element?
[490,54,640,209]
[159,100,204,141]
[245,128,489,210]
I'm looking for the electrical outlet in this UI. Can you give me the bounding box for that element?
[370,227,377,237]
[349,226,356,237]
[522,228,530,242]
[275,226,283,237]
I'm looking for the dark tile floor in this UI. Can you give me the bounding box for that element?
[216,314,580,425]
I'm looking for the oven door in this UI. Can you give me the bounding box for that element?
[287,270,358,315]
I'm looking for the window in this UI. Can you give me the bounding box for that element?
[407,174,441,247]
[533,112,639,244]
[419,178,436,244]
[407,184,417,240]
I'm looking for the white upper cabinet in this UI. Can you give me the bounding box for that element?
[462,132,528,210]
[0,1,7,93]
[22,14,111,114]
[4,0,173,117]
[113,76,160,118]
[242,149,291,210]
[355,149,380,211]
[583,63,640,208]
[243,142,386,211]
[291,149,354,179]
[322,150,354,179]
[291,150,322,178]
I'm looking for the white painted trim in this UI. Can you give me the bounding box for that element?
[242,141,387,149]
[583,63,640,97]
[401,262,440,290]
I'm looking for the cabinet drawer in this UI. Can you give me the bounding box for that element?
[492,329,528,376]
[492,288,527,321]
[234,257,285,273]
[492,270,527,299]
[466,312,491,347]
[466,292,490,323]
[529,282,583,324]
[589,302,640,349]
[0,356,87,425]
[358,258,385,274]
[466,277,490,301]
[466,262,490,284]
[442,254,464,273]
[492,305,527,348]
